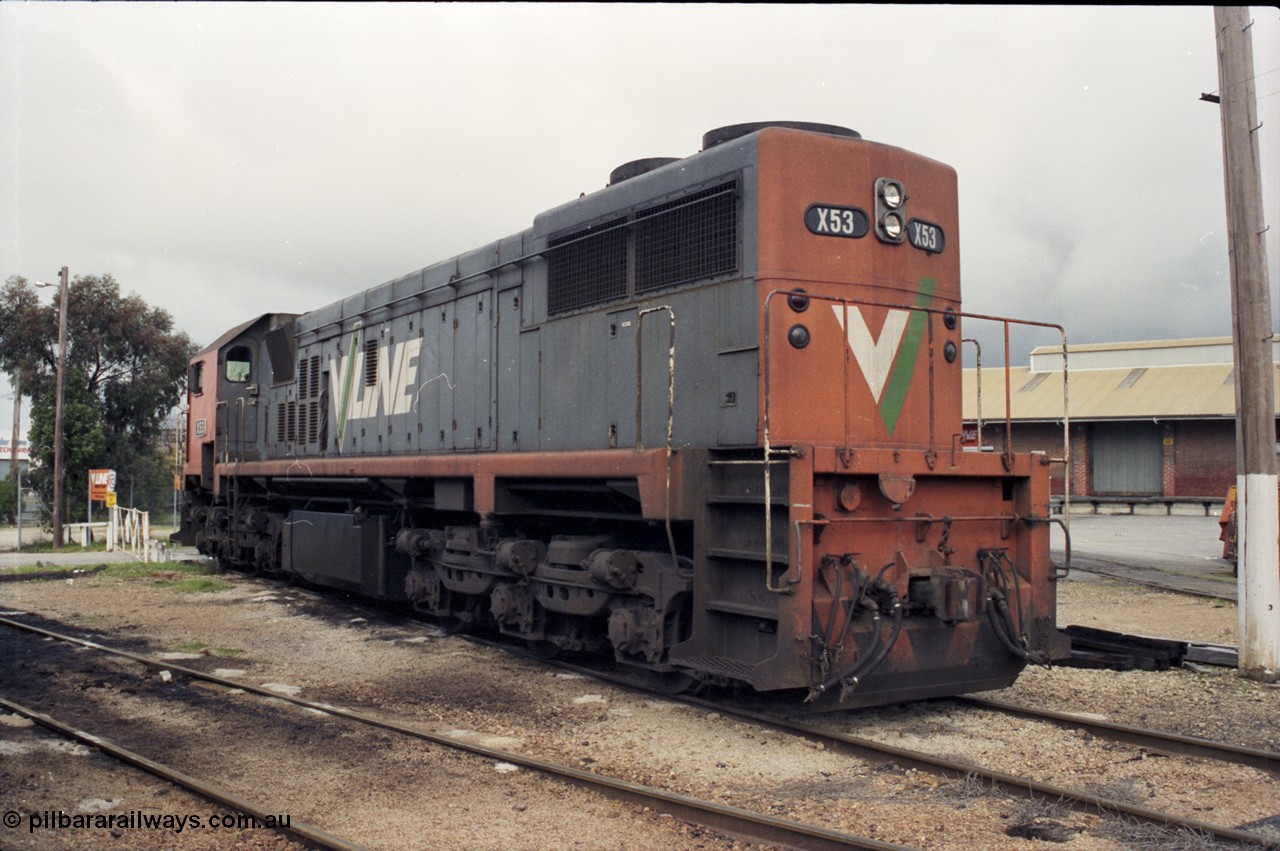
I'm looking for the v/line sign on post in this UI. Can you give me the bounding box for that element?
[89,469,117,502]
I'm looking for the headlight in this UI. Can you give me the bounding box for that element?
[882,213,904,240]
[875,177,907,244]
[880,180,904,209]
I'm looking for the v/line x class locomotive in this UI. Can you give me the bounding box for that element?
[174,121,1070,708]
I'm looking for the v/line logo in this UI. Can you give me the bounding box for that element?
[830,278,936,435]
[331,324,423,446]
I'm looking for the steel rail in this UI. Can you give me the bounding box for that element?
[956,695,1279,774]
[468,646,1277,848]
[89,572,1265,848]
[0,615,905,851]
[678,697,1275,847]
[0,696,364,851]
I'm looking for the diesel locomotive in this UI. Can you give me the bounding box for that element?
[174,122,1070,708]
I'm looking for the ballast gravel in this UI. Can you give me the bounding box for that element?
[0,561,1275,850]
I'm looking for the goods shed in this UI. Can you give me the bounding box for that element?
[963,337,1280,503]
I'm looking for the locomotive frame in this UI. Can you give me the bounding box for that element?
[174,122,1071,708]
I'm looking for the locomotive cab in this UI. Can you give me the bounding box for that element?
[173,313,298,546]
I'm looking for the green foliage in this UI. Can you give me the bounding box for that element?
[0,475,14,521]
[16,538,108,554]
[27,366,108,522]
[0,274,196,522]
[4,559,219,582]
[154,575,234,593]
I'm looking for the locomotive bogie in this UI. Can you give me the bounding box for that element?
[175,123,1066,707]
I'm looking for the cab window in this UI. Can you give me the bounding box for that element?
[225,345,252,383]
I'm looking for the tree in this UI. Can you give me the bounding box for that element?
[0,277,44,494]
[0,274,195,523]
[26,366,107,523]
[0,474,15,523]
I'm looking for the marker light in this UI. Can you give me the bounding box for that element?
[788,324,811,349]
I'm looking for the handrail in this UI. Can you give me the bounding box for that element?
[760,289,1072,592]
[637,305,679,570]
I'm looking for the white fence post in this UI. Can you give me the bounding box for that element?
[106,505,151,562]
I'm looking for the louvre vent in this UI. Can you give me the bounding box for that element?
[288,352,326,448]
[364,339,379,387]
[297,357,309,402]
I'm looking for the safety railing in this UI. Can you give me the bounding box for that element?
[760,289,1072,592]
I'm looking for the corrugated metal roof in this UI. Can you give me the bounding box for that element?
[1029,336,1235,356]
[962,363,1280,421]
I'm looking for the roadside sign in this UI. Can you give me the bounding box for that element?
[89,469,116,502]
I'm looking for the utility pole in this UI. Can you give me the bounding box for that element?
[52,266,69,549]
[10,368,21,551]
[9,369,20,492]
[1213,6,1279,682]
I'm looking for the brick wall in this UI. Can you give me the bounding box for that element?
[959,418,1272,499]
[1170,420,1236,497]
[973,422,1077,495]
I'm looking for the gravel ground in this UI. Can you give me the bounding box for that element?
[0,562,1276,850]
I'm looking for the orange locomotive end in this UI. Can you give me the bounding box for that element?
[745,128,1063,705]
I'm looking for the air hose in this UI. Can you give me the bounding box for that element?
[806,577,903,703]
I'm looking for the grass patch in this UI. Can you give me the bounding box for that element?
[6,563,80,576]
[174,640,242,657]
[104,560,217,581]
[3,559,232,593]
[155,576,235,593]
[15,540,109,554]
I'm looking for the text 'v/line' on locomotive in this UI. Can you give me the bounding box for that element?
[173,121,1072,709]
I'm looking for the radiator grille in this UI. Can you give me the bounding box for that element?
[635,184,737,294]
[547,218,627,314]
[546,180,739,315]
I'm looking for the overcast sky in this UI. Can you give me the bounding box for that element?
[2,3,1279,438]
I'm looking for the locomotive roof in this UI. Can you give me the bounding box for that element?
[196,313,301,357]
[195,314,269,357]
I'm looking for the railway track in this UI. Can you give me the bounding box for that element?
[957,694,1277,775]
[4,607,1278,848]
[0,696,357,851]
[522,649,1279,848]
[0,614,904,850]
